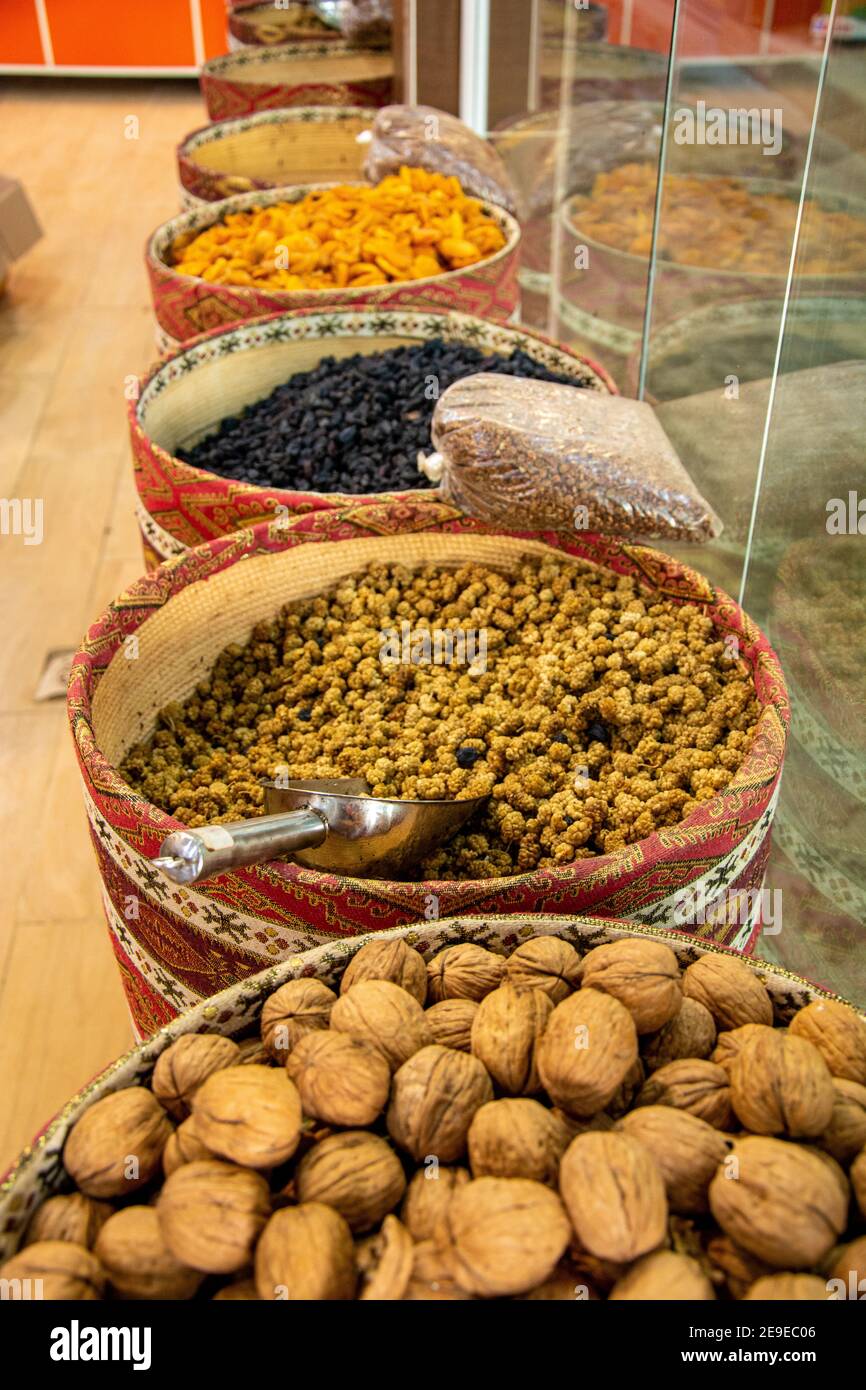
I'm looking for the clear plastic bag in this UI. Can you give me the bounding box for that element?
[363,105,521,216]
[338,0,392,44]
[425,374,722,543]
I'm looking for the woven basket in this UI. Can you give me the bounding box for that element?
[130,305,617,568]
[200,43,393,120]
[146,185,522,349]
[2,911,852,1253]
[177,106,377,207]
[67,509,788,1035]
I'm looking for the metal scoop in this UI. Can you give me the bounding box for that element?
[152,778,488,884]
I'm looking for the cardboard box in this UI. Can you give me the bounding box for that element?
[0,176,42,264]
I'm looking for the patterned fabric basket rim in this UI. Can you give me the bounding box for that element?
[178,105,378,160]
[146,183,521,302]
[67,512,789,902]
[1,912,857,1254]
[201,40,393,77]
[129,304,619,516]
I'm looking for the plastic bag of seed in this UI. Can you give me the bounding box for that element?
[338,0,392,43]
[423,374,722,543]
[362,105,521,217]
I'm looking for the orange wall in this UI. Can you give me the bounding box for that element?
[0,0,229,67]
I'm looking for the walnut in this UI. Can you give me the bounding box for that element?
[559,1131,668,1263]
[642,996,717,1072]
[788,998,866,1084]
[387,1044,493,1162]
[708,1135,848,1269]
[404,1238,471,1300]
[425,999,478,1051]
[636,1059,732,1130]
[152,1034,241,1119]
[260,979,336,1060]
[467,1098,570,1186]
[0,1241,105,1300]
[330,979,433,1070]
[340,937,428,1004]
[551,1107,614,1138]
[705,1233,772,1299]
[828,1235,866,1289]
[255,1203,356,1301]
[536,988,638,1118]
[295,1131,406,1232]
[436,1176,571,1298]
[356,1215,414,1300]
[236,1036,270,1066]
[820,1079,866,1164]
[852,1145,866,1219]
[286,1032,391,1127]
[24,1192,112,1249]
[426,943,506,1003]
[163,1115,213,1176]
[743,1273,831,1300]
[400,1165,470,1240]
[609,1250,715,1301]
[470,982,552,1095]
[604,1057,645,1120]
[577,939,682,1034]
[729,1027,834,1138]
[618,1106,730,1214]
[681,954,773,1031]
[190,1065,302,1169]
[504,936,581,1003]
[64,1088,174,1198]
[522,1268,598,1300]
[711,1022,767,1077]
[213,1279,260,1300]
[158,1159,270,1274]
[94,1206,204,1300]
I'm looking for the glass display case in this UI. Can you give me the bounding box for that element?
[485,0,866,1000]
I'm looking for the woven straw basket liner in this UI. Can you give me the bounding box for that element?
[2,912,855,1254]
[130,305,618,567]
[177,107,377,207]
[199,43,394,120]
[68,510,788,1037]
[146,185,521,348]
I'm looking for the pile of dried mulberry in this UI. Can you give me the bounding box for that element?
[120,558,761,880]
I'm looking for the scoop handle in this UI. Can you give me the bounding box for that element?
[153,808,328,885]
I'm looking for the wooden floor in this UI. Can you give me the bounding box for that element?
[0,78,204,1176]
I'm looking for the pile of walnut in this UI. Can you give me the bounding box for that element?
[5,934,866,1301]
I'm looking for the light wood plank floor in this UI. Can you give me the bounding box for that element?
[0,78,204,1176]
